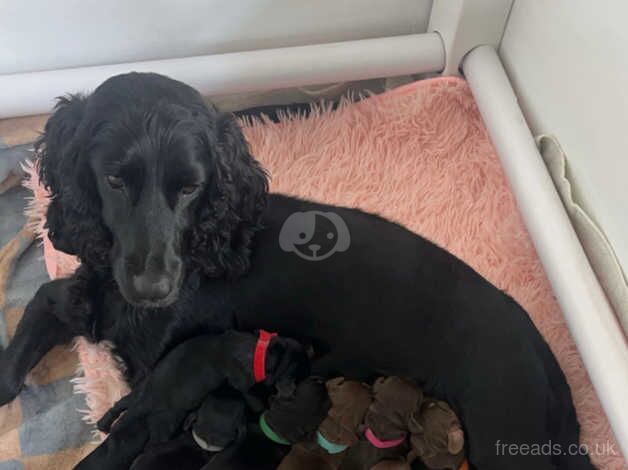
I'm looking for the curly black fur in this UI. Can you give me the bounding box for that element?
[186,110,268,279]
[36,94,112,267]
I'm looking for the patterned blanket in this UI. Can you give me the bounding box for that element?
[0,119,96,470]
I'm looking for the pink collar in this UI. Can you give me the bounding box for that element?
[364,428,406,449]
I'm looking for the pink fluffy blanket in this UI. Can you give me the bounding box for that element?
[24,77,624,469]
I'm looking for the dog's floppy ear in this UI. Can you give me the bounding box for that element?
[447,425,465,455]
[36,94,112,266]
[190,110,269,279]
[37,95,87,187]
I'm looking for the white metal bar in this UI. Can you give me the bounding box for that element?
[0,33,444,118]
[463,45,628,456]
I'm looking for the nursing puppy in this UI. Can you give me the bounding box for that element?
[75,330,309,470]
[191,393,247,453]
[408,398,466,470]
[262,376,331,444]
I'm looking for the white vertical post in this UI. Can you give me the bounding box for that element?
[463,45,628,456]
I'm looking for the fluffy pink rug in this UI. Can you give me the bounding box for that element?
[24,77,624,468]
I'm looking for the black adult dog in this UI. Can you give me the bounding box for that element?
[0,73,593,470]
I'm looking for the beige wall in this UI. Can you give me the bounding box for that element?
[500,0,628,271]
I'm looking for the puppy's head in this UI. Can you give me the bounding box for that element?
[265,376,330,444]
[364,376,423,441]
[191,395,246,452]
[317,377,372,446]
[408,398,465,470]
[37,72,268,307]
[264,336,311,397]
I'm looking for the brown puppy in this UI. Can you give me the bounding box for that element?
[408,398,466,470]
[341,376,422,470]
[364,376,424,443]
[319,378,373,447]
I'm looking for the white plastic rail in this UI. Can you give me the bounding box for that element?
[0,33,445,118]
[463,45,628,457]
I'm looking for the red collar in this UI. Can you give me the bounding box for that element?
[253,330,278,383]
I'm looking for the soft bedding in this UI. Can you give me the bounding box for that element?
[2,77,625,469]
[0,145,96,470]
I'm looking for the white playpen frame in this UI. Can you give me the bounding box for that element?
[1,3,626,457]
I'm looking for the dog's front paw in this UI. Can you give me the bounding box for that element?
[0,358,20,406]
[0,381,19,406]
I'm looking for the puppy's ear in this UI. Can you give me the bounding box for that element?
[190,110,269,279]
[447,425,465,454]
[36,94,112,266]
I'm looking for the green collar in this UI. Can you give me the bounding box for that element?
[317,431,349,454]
[259,413,290,445]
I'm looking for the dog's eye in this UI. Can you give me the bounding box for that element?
[180,184,199,196]
[106,175,124,189]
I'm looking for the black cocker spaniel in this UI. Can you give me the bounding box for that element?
[0,73,593,470]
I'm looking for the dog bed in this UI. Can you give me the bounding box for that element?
[24,77,624,469]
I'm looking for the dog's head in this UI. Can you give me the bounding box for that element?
[37,72,268,307]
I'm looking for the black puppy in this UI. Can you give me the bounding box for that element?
[191,393,247,453]
[128,393,246,470]
[75,330,309,469]
[262,376,331,444]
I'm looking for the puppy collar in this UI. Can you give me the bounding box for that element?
[191,430,225,452]
[364,428,406,449]
[316,431,349,454]
[259,413,290,445]
[254,330,278,383]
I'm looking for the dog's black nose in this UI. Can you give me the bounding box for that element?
[132,273,173,301]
